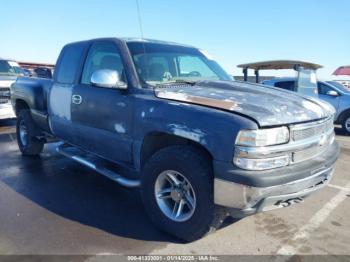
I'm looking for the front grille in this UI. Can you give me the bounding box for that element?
[292,118,334,141]
[288,117,335,164]
[292,141,330,163]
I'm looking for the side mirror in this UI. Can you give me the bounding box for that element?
[326,90,338,97]
[91,69,127,89]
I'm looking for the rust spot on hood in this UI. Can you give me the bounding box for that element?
[155,89,238,111]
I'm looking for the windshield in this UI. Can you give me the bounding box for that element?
[127,42,231,86]
[0,60,20,76]
[326,81,350,93]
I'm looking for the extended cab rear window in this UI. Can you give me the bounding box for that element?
[56,43,86,84]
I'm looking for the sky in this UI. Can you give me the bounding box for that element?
[1,0,349,79]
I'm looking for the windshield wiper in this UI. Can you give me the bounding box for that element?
[156,79,197,87]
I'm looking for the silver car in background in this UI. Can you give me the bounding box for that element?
[263,78,350,135]
[0,59,19,120]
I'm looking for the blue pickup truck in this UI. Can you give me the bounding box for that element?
[11,38,339,241]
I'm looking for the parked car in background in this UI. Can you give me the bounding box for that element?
[0,58,19,119]
[263,78,350,135]
[33,67,53,78]
[21,68,32,77]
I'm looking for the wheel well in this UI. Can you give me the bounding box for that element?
[140,132,213,168]
[15,99,30,115]
[337,108,350,124]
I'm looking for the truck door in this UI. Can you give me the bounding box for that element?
[70,40,133,164]
[48,43,87,143]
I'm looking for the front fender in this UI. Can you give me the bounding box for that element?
[132,96,257,169]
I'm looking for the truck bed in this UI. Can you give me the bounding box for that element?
[11,77,53,132]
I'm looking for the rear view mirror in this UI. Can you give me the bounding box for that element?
[91,69,127,89]
[326,90,338,97]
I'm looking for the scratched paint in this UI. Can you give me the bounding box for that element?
[155,80,333,127]
[49,84,72,121]
[168,124,206,143]
[114,123,126,134]
[116,102,126,107]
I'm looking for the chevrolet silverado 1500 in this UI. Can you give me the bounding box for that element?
[11,38,340,241]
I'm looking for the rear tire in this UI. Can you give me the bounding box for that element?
[16,110,44,156]
[141,145,227,242]
[341,113,350,135]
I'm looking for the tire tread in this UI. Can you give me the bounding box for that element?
[141,145,227,242]
[16,110,44,156]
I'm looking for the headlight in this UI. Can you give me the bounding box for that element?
[234,155,290,170]
[234,126,290,170]
[235,126,289,147]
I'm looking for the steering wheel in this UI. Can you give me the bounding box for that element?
[188,71,201,77]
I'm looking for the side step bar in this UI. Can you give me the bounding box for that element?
[56,143,141,188]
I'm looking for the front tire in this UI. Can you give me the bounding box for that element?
[342,113,350,135]
[16,110,44,156]
[141,145,227,242]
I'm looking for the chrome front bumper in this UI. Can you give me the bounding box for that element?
[214,116,340,218]
[214,164,335,218]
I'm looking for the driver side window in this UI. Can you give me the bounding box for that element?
[318,82,332,95]
[81,41,125,85]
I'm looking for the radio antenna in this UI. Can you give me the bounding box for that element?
[136,0,144,39]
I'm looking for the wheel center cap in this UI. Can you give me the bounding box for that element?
[170,189,182,202]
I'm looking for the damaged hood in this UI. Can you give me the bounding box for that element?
[155,80,334,127]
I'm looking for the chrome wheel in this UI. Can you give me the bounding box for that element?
[345,117,350,132]
[19,120,28,146]
[154,170,196,222]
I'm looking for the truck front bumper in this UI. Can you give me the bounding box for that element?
[213,141,340,218]
[0,102,16,120]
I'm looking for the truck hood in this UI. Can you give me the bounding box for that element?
[154,80,334,127]
[0,75,17,88]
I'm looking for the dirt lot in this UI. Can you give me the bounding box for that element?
[0,119,349,257]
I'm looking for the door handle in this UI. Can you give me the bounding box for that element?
[72,95,82,105]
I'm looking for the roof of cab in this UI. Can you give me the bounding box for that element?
[121,37,195,48]
[237,60,323,70]
[66,37,195,49]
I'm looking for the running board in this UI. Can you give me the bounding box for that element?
[56,143,140,188]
